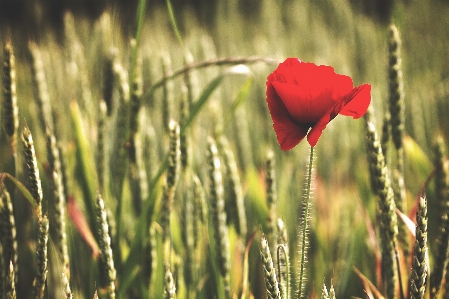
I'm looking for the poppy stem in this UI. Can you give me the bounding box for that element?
[298,145,314,298]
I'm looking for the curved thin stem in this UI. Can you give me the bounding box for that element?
[143,56,279,100]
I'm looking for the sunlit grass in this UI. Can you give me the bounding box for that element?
[0,1,448,298]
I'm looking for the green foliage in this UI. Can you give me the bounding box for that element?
[0,1,448,298]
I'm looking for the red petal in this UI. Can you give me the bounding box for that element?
[276,122,309,151]
[306,108,333,147]
[329,74,355,101]
[267,58,301,85]
[271,81,334,124]
[307,84,371,147]
[266,82,309,150]
[339,84,371,118]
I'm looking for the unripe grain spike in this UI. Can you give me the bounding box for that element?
[163,267,176,299]
[410,197,428,299]
[103,48,117,116]
[62,272,73,299]
[29,42,54,132]
[218,135,247,239]
[22,125,43,216]
[6,261,15,299]
[160,120,181,244]
[3,40,19,155]
[96,192,116,299]
[259,234,281,299]
[207,137,231,299]
[32,216,49,299]
[388,24,408,257]
[388,24,405,152]
[364,113,399,298]
[97,100,108,191]
[1,186,18,289]
[430,134,449,297]
[266,150,277,252]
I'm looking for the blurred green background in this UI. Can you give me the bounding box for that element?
[1,0,449,298]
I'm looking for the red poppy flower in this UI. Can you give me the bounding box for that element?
[266,58,371,150]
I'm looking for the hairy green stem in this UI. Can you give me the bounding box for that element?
[298,146,314,298]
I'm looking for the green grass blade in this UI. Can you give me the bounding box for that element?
[130,0,147,77]
[70,101,98,233]
[224,74,254,126]
[165,0,184,49]
[181,64,252,135]
[404,134,433,176]
[0,172,37,211]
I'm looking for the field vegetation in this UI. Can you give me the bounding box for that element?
[1,0,449,298]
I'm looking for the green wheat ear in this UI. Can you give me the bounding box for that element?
[110,62,130,199]
[32,215,49,299]
[6,261,16,299]
[164,267,176,299]
[3,39,19,155]
[62,272,73,299]
[96,192,116,299]
[129,131,148,216]
[207,137,231,299]
[63,11,93,119]
[46,130,69,276]
[388,23,408,257]
[127,48,146,215]
[259,234,281,299]
[364,113,398,299]
[276,219,290,299]
[129,39,143,165]
[146,223,158,292]
[193,174,207,247]
[321,282,330,299]
[1,186,18,288]
[381,112,391,162]
[22,125,43,217]
[160,120,181,246]
[218,135,247,238]
[321,281,335,299]
[430,133,449,298]
[180,173,195,293]
[329,282,336,299]
[388,24,405,153]
[265,150,277,252]
[410,196,428,299]
[97,99,108,192]
[28,42,54,132]
[103,48,118,116]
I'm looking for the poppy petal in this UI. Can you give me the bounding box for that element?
[276,122,309,151]
[266,83,309,150]
[306,107,334,147]
[267,58,302,85]
[271,81,334,124]
[330,74,355,102]
[339,84,371,118]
